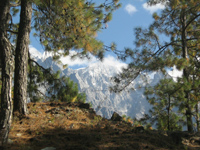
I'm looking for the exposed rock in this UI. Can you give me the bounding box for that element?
[111,112,122,121]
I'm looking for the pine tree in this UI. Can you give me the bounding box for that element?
[0,0,14,146]
[13,0,121,115]
[189,66,200,131]
[13,0,32,115]
[112,0,200,132]
[27,58,86,103]
[144,78,183,131]
[0,0,121,145]
[32,0,121,59]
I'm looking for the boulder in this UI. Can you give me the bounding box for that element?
[111,112,122,121]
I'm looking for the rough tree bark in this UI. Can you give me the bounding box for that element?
[14,0,32,115]
[181,9,194,133]
[0,0,14,146]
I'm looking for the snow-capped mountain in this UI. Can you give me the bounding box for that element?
[30,48,163,119]
[65,62,156,119]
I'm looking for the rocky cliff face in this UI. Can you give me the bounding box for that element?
[30,48,163,119]
[64,61,165,119]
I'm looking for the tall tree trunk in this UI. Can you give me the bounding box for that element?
[14,0,32,115]
[0,0,14,146]
[181,9,194,132]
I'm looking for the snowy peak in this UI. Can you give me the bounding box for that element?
[64,61,163,119]
[30,48,163,119]
[29,47,64,72]
[29,46,43,60]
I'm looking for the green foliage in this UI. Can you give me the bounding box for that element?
[26,0,121,103]
[32,0,121,59]
[1,0,121,109]
[28,60,86,103]
[144,78,184,131]
[112,0,200,131]
[1,0,121,106]
[56,78,86,103]
[122,114,127,120]
[132,118,143,127]
[88,102,93,108]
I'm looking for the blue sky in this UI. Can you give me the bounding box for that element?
[30,0,165,53]
[29,0,182,77]
[97,0,165,51]
[29,0,168,69]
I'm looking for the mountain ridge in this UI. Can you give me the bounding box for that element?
[29,48,163,119]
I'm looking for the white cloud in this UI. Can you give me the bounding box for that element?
[102,55,127,68]
[29,45,43,59]
[60,53,127,70]
[60,51,97,68]
[142,2,165,14]
[168,66,183,81]
[29,45,126,70]
[125,4,137,15]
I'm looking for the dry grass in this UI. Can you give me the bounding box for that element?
[2,102,200,150]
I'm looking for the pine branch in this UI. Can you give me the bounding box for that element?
[103,45,126,57]
[112,69,142,93]
[187,29,200,33]
[185,13,200,30]
[35,89,51,101]
[28,57,63,86]
[7,29,18,34]
[171,10,180,28]
[10,2,21,7]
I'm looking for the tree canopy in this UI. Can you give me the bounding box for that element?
[112,0,200,132]
[0,0,121,145]
[33,0,121,59]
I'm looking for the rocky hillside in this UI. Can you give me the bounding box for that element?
[4,102,200,150]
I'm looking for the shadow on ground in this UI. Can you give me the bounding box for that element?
[6,127,187,150]
[3,102,199,150]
